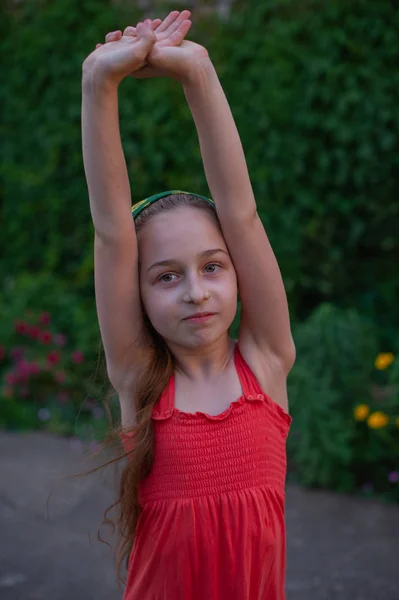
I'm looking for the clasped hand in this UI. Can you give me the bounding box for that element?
[83,10,209,87]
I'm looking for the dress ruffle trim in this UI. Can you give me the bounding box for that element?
[152,391,292,429]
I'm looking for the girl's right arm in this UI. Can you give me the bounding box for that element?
[81,23,156,425]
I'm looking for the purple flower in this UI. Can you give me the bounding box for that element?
[10,347,25,360]
[38,408,50,422]
[92,406,105,420]
[388,471,399,484]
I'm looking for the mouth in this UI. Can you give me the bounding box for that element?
[183,312,216,322]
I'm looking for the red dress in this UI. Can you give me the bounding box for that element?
[121,343,291,600]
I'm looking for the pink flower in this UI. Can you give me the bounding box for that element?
[23,324,34,338]
[54,371,66,384]
[15,360,32,382]
[38,331,52,345]
[39,312,51,326]
[54,334,67,347]
[47,351,60,366]
[14,320,29,335]
[16,359,31,373]
[0,346,4,361]
[71,351,84,364]
[28,325,41,340]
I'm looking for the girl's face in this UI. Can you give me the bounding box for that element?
[138,206,238,350]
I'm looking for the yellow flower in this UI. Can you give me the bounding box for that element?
[367,411,389,429]
[374,352,395,370]
[354,404,370,421]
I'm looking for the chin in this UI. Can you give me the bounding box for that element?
[181,323,231,349]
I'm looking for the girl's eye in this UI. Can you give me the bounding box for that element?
[205,263,220,273]
[159,273,177,283]
[158,264,220,283]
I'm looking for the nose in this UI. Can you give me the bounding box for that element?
[183,275,209,304]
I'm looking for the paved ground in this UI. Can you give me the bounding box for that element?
[0,431,398,599]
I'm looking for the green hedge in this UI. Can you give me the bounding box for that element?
[1,0,398,341]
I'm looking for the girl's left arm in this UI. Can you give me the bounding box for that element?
[184,60,295,371]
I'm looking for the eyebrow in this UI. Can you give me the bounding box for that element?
[147,248,229,273]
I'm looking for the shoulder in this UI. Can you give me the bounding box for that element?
[236,330,294,413]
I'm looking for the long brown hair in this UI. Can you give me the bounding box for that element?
[83,194,220,584]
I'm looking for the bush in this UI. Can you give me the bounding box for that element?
[0,273,113,439]
[288,304,399,501]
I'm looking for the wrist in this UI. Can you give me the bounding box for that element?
[182,57,215,90]
[82,58,119,95]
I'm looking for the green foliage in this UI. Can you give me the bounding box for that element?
[1,0,398,343]
[288,304,399,501]
[224,1,399,340]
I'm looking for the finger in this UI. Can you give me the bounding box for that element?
[105,30,121,43]
[123,25,136,36]
[155,10,180,33]
[124,19,160,37]
[157,20,192,47]
[162,9,191,36]
[136,21,156,51]
[175,18,192,40]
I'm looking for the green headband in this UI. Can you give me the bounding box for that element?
[131,190,214,220]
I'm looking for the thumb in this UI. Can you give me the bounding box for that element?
[135,21,156,53]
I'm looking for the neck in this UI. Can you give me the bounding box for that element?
[169,336,235,381]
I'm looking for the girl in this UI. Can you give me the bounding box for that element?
[82,10,295,600]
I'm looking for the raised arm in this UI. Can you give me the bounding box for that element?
[81,23,157,424]
[143,36,295,378]
[81,14,194,425]
[182,61,295,374]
